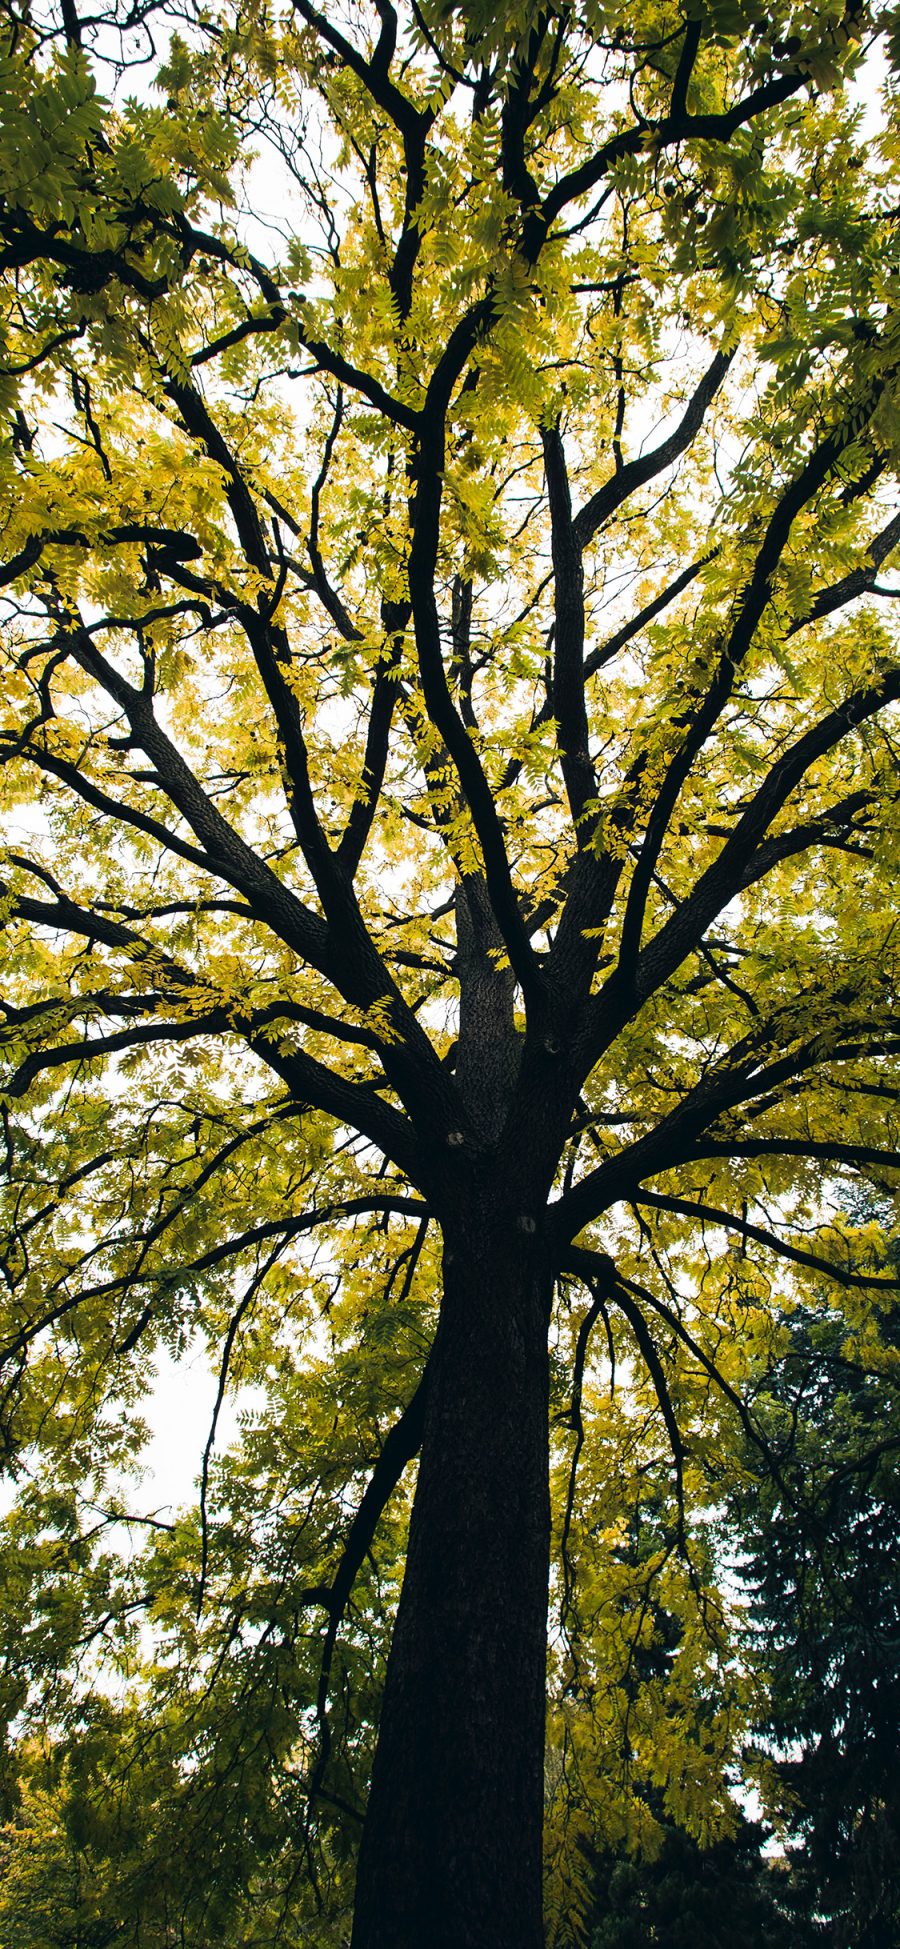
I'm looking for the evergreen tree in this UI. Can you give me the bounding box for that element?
[735,1278,900,1946]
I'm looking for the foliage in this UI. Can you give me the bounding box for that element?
[1,0,900,1938]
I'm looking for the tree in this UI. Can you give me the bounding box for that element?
[587,1811,799,1949]
[2,0,900,1942]
[732,1252,900,1946]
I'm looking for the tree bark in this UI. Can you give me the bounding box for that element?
[350,1183,552,1949]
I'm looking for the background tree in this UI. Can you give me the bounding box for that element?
[731,1240,900,1948]
[585,1813,799,1949]
[2,0,900,1944]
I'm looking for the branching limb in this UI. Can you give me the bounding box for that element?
[563,1244,794,1502]
[685,1137,900,1175]
[633,1189,900,1292]
[1,739,220,874]
[196,1240,285,1616]
[558,1258,616,1652]
[290,0,431,144]
[305,388,365,643]
[538,62,810,244]
[583,551,717,681]
[3,877,424,1177]
[0,1197,428,1373]
[633,663,900,1002]
[407,412,543,1008]
[1,1014,234,1099]
[572,350,732,552]
[305,1351,431,1809]
[337,613,407,877]
[788,508,900,635]
[560,1247,688,1547]
[556,998,900,1240]
[51,613,335,975]
[616,419,855,974]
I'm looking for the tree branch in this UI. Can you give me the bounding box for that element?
[633,663,900,1002]
[788,508,900,635]
[583,550,717,681]
[610,406,883,983]
[634,1188,900,1291]
[542,420,596,833]
[572,350,732,552]
[408,409,543,1008]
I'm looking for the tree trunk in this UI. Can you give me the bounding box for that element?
[350,1184,551,1949]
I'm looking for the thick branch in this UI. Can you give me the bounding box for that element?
[556,1005,900,1241]
[408,416,543,1008]
[5,879,423,1177]
[542,421,595,832]
[291,0,430,141]
[59,619,336,974]
[685,1137,900,1174]
[2,1014,232,1098]
[1,1196,427,1373]
[337,613,408,877]
[4,739,218,875]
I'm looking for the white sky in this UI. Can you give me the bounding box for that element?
[139,1342,258,1514]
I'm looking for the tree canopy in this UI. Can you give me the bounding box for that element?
[1,0,900,1942]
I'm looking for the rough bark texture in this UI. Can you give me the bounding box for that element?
[350,1184,552,1949]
